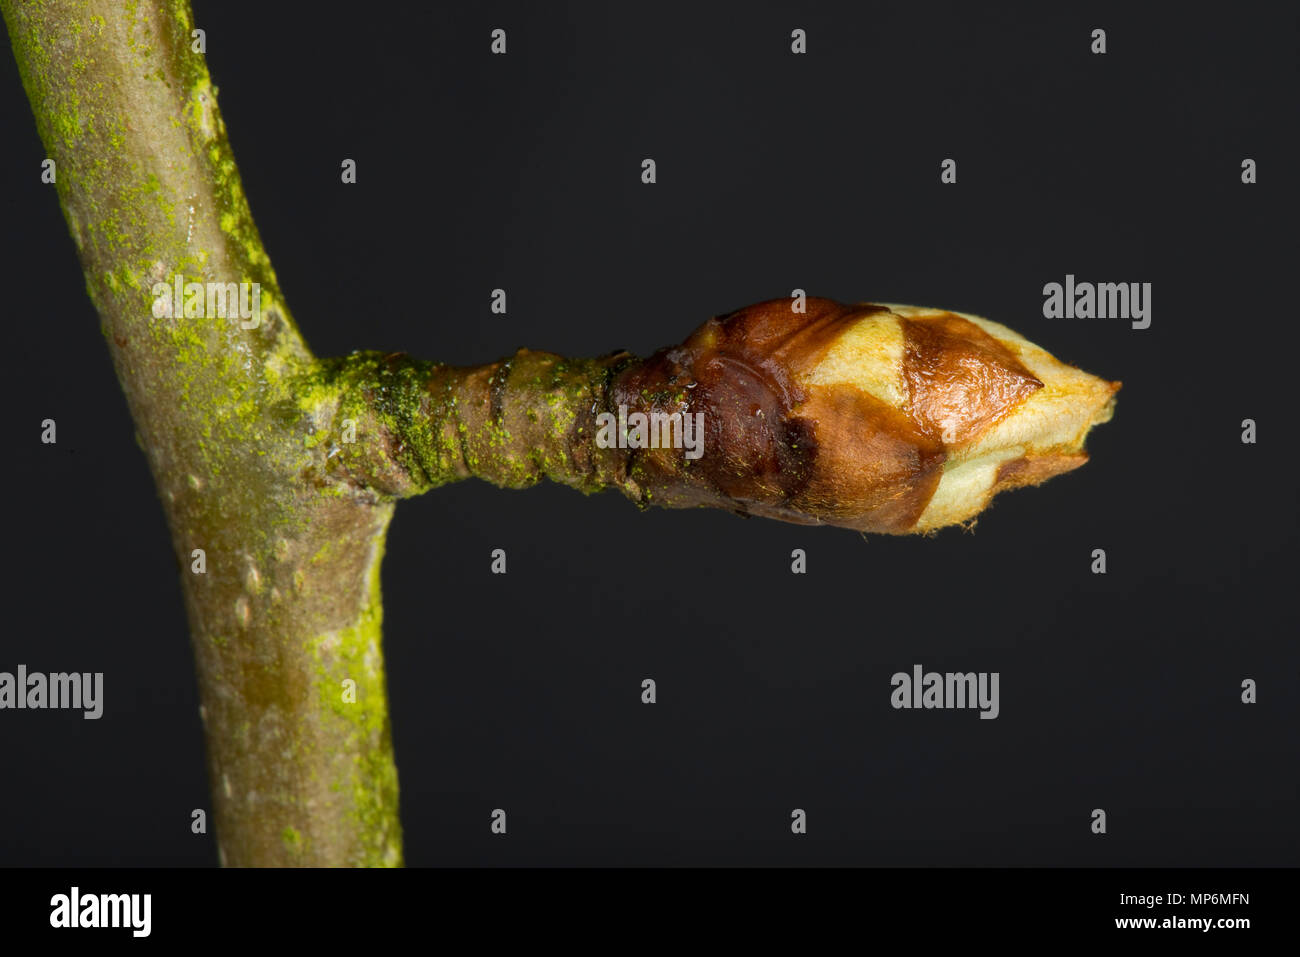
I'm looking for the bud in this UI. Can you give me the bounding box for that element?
[608,297,1119,534]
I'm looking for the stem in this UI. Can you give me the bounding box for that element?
[4,0,400,865]
[310,349,641,499]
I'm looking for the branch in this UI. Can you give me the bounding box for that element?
[300,349,637,499]
[320,299,1119,535]
[4,0,400,865]
[4,0,1118,870]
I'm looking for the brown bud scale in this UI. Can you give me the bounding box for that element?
[607,297,1119,534]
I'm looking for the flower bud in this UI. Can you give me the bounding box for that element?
[608,297,1119,534]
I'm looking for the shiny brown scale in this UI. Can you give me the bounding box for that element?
[899,314,1043,446]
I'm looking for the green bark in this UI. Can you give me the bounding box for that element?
[1,0,401,866]
[1,0,660,866]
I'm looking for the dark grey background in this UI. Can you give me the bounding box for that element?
[2,1,1296,866]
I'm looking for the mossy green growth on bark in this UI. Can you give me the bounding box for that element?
[294,348,637,502]
[305,528,402,868]
[281,825,303,854]
[3,0,406,866]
